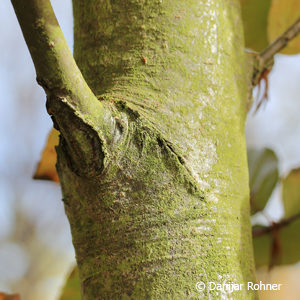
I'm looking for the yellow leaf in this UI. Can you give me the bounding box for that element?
[282,168,300,218]
[59,267,81,300]
[268,0,300,54]
[240,0,272,51]
[0,293,20,300]
[33,128,59,183]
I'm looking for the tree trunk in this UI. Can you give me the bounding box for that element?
[12,0,257,298]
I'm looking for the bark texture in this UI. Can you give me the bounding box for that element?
[12,0,257,298]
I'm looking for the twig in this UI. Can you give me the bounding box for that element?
[251,18,300,86]
[252,212,300,238]
[249,18,300,112]
[260,17,300,68]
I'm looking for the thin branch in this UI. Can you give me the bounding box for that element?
[260,17,300,68]
[11,0,109,176]
[252,212,300,238]
[250,17,300,108]
[11,0,102,116]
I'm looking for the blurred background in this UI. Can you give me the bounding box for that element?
[0,1,75,299]
[0,0,300,299]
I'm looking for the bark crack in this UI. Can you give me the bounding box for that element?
[47,94,108,178]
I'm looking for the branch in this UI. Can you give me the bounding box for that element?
[252,18,300,86]
[11,0,103,117]
[260,17,300,68]
[252,212,300,238]
[11,0,109,176]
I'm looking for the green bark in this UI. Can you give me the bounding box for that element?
[12,0,257,298]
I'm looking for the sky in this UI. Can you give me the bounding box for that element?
[0,0,300,299]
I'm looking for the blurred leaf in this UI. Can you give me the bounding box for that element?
[248,148,279,214]
[33,128,59,183]
[59,267,81,300]
[282,168,300,218]
[253,225,272,267]
[253,218,300,267]
[240,0,272,51]
[0,293,20,300]
[280,218,300,265]
[268,0,300,54]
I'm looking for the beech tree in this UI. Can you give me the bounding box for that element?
[10,0,300,299]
